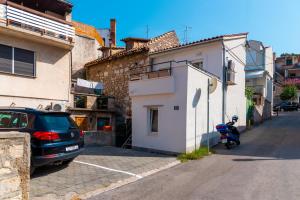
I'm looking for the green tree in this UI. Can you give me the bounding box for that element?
[280,85,298,101]
[245,86,254,100]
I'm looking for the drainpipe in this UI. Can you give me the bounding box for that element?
[222,41,227,123]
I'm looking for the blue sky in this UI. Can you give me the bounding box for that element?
[71,0,300,55]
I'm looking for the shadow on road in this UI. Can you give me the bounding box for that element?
[31,163,69,179]
[213,112,300,161]
[80,145,174,158]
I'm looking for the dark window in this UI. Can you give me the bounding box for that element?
[39,114,77,131]
[0,44,35,77]
[192,60,204,69]
[149,108,158,132]
[0,44,12,73]
[286,59,293,65]
[74,95,87,108]
[0,111,28,129]
[97,117,111,131]
[290,73,296,77]
[14,48,35,76]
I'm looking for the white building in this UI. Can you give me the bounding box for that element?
[0,0,75,110]
[129,33,248,154]
[245,40,274,123]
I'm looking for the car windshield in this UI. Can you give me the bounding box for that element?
[39,114,77,131]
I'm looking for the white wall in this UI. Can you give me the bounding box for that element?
[129,76,175,97]
[98,29,110,47]
[150,41,223,79]
[224,37,247,130]
[265,47,274,78]
[131,66,188,153]
[131,36,248,153]
[246,40,264,70]
[72,35,102,78]
[0,32,71,109]
[185,66,223,152]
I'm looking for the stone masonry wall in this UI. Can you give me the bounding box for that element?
[87,52,149,118]
[86,31,180,119]
[148,31,179,53]
[0,132,30,200]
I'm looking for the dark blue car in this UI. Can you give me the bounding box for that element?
[0,108,84,175]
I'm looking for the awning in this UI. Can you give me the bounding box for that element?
[246,70,265,79]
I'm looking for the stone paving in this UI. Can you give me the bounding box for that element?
[30,146,177,199]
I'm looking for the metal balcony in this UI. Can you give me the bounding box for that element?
[0,3,75,43]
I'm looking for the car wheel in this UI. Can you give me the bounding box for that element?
[63,158,74,165]
[30,166,36,176]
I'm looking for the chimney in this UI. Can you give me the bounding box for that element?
[110,19,116,47]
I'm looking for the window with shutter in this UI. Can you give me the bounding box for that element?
[14,48,35,76]
[0,44,12,73]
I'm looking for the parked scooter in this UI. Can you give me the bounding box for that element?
[216,115,240,149]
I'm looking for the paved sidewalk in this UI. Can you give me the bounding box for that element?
[30,146,177,200]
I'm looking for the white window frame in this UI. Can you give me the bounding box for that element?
[148,107,159,135]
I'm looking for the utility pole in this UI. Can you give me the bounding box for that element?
[183,26,192,44]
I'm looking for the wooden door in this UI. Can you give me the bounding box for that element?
[75,117,88,131]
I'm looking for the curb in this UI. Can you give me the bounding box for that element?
[78,160,180,199]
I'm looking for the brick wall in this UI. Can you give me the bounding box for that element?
[0,132,30,200]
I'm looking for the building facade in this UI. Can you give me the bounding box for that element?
[85,31,180,120]
[129,33,248,153]
[0,0,74,110]
[275,54,300,102]
[245,40,274,123]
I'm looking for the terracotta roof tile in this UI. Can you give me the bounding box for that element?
[150,32,248,55]
[85,31,177,67]
[85,47,149,67]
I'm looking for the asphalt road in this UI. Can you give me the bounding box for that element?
[91,112,300,200]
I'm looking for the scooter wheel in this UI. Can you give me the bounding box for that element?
[236,141,241,145]
[225,143,231,149]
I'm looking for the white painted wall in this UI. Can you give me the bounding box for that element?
[265,47,274,78]
[224,37,247,130]
[72,34,102,78]
[131,65,188,153]
[131,36,248,153]
[0,32,71,109]
[150,42,223,79]
[129,76,175,97]
[98,28,110,47]
[185,66,223,152]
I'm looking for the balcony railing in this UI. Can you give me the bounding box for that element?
[130,61,172,81]
[0,3,75,42]
[285,78,300,85]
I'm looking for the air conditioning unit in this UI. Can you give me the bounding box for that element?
[44,103,66,112]
[53,103,67,112]
[226,60,236,85]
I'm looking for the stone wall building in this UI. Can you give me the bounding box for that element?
[0,132,30,200]
[85,31,180,120]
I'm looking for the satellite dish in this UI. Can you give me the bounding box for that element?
[209,77,218,94]
[192,88,201,108]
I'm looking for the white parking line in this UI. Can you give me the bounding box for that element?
[74,160,143,179]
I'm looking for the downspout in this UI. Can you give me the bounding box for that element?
[222,41,227,123]
[68,49,72,107]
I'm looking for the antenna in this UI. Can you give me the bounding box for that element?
[183,26,192,43]
[146,25,150,39]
